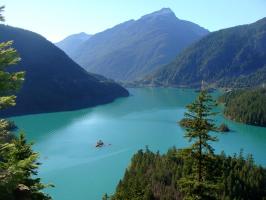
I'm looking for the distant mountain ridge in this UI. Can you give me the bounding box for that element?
[55,32,91,57]
[58,8,209,81]
[0,25,128,117]
[141,17,266,88]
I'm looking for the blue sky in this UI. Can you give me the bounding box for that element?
[2,0,266,42]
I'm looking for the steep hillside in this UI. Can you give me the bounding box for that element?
[141,18,266,88]
[69,8,208,81]
[219,88,266,126]
[110,148,266,199]
[0,25,128,117]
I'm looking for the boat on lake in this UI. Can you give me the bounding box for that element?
[96,140,104,147]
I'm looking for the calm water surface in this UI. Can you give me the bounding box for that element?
[12,88,266,200]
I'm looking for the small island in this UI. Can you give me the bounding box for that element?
[218,123,230,132]
[219,88,266,126]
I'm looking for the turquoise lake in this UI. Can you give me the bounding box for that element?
[11,88,266,200]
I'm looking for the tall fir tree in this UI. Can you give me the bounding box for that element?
[179,89,221,200]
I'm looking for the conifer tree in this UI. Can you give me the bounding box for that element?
[0,6,53,199]
[0,12,24,111]
[179,89,221,200]
[0,134,53,200]
[0,5,24,143]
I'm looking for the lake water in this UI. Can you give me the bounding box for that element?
[11,88,266,200]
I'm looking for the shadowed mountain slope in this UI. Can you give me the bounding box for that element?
[0,25,128,117]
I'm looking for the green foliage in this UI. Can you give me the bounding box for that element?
[0,6,22,142]
[0,7,52,199]
[0,133,53,200]
[219,66,266,88]
[142,17,266,88]
[0,119,16,143]
[0,40,24,110]
[178,118,193,128]
[111,148,183,200]
[182,90,218,154]
[178,90,221,199]
[219,88,266,126]
[111,90,266,199]
[181,121,230,133]
[111,148,266,200]
[0,24,128,117]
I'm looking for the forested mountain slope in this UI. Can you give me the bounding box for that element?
[141,17,266,88]
[219,88,266,126]
[0,25,128,117]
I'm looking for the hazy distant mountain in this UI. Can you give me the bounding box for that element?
[65,8,209,81]
[0,25,128,117]
[141,17,266,88]
[55,32,91,56]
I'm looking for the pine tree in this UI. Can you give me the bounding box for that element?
[0,6,52,200]
[0,134,53,200]
[0,27,24,110]
[179,89,221,200]
[0,6,24,140]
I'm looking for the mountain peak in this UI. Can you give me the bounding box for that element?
[157,8,174,14]
[71,32,91,39]
[77,32,89,36]
[141,8,176,20]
